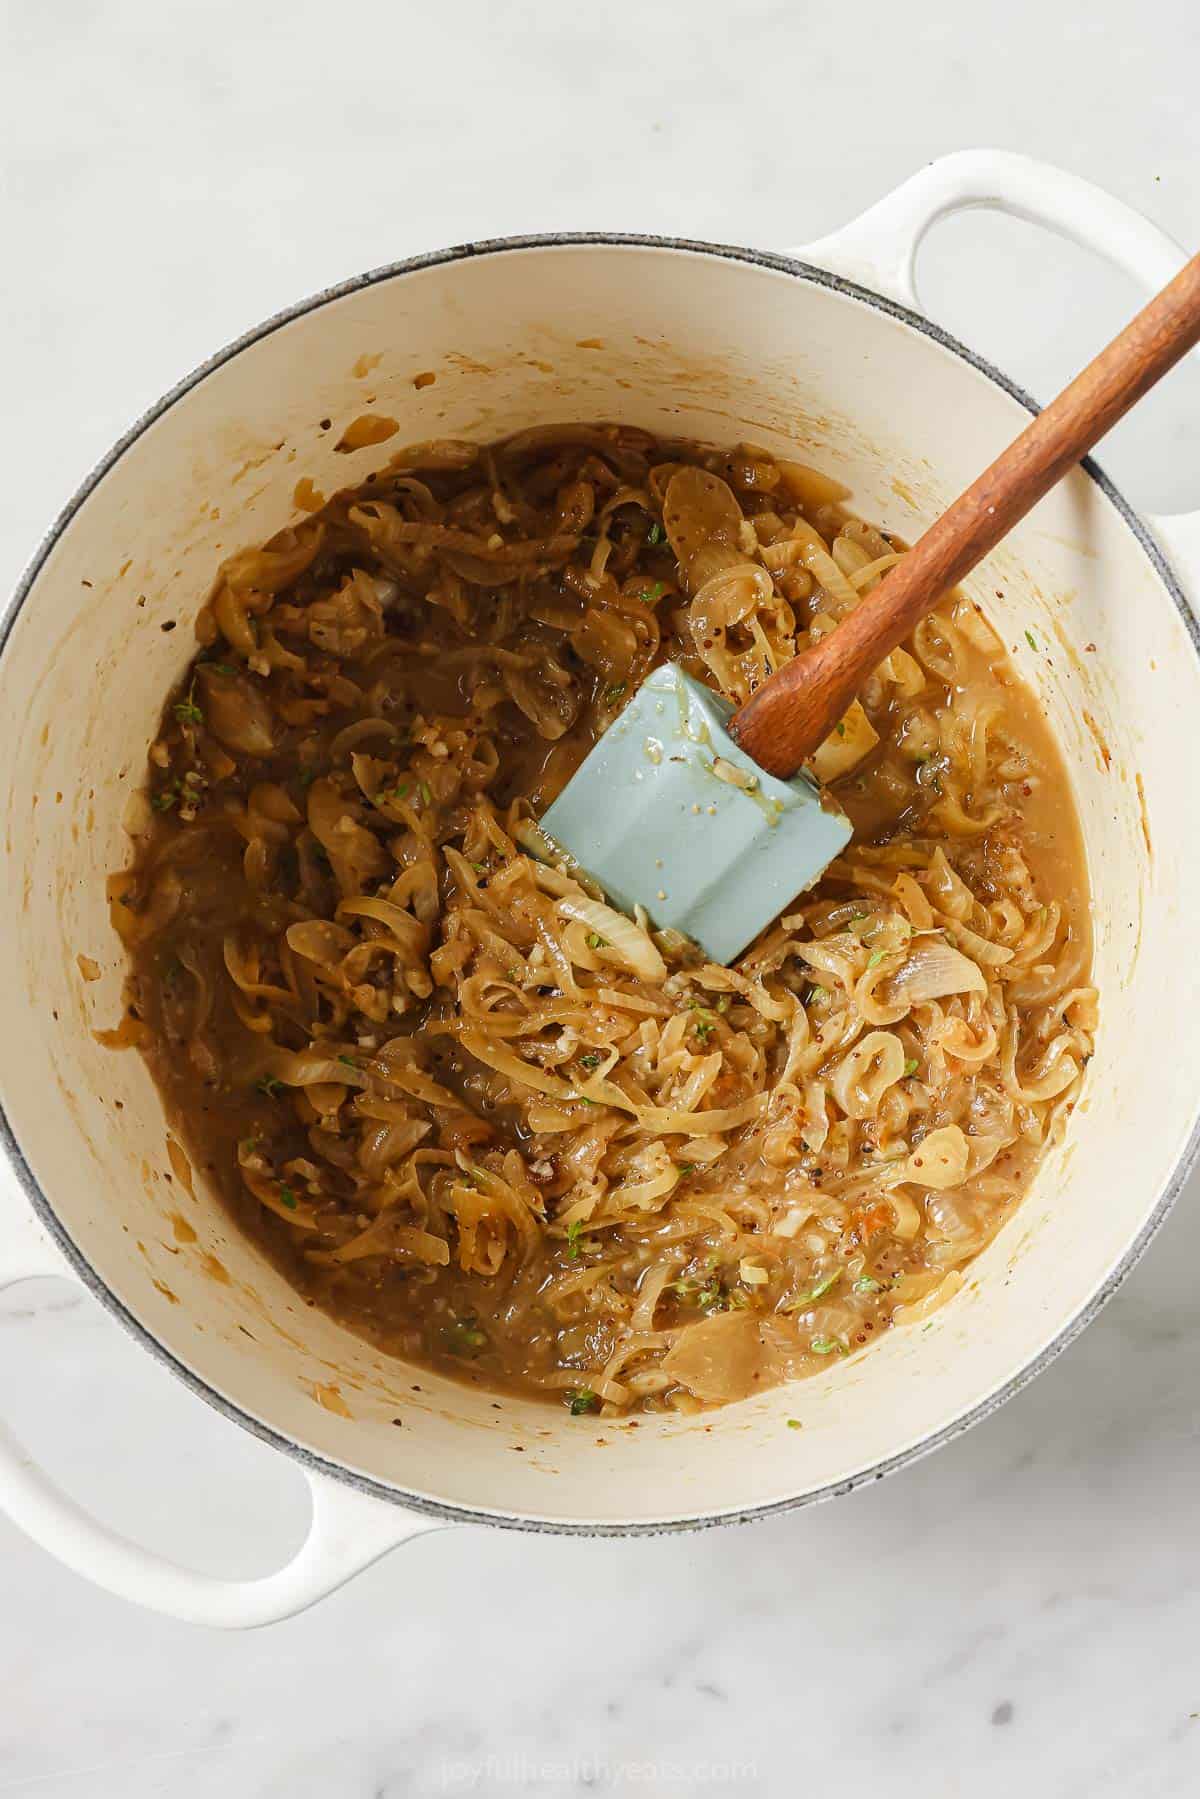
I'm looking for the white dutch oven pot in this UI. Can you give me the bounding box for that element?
[2,150,1199,1627]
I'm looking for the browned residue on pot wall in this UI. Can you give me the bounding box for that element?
[1136,772,1152,859]
[334,415,399,453]
[309,1381,353,1417]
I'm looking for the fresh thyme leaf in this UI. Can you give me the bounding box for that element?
[1024,628,1038,652]
[604,683,627,704]
[810,1336,846,1356]
[278,1184,298,1210]
[853,1276,883,1294]
[579,1052,602,1069]
[647,521,664,545]
[566,1387,600,1415]
[792,1270,842,1306]
[442,1317,486,1356]
[566,1218,584,1259]
[173,680,203,726]
[866,949,887,969]
[786,1418,802,1431]
[419,781,432,806]
[903,1056,920,1077]
[586,932,608,950]
[337,1054,360,1069]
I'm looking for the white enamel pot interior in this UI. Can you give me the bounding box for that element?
[2,150,1200,1626]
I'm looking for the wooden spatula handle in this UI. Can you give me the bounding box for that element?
[730,252,1200,778]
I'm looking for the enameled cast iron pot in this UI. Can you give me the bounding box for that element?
[2,150,1199,1625]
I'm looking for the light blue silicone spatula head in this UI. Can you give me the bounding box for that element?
[541,663,851,965]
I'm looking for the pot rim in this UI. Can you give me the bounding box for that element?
[3,230,1199,1536]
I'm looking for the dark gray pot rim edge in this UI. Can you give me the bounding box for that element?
[2,230,1198,1542]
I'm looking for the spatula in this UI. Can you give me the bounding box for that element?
[543,253,1200,963]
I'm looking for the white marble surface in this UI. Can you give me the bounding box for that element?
[3,2,1200,1793]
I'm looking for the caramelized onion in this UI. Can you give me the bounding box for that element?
[662,467,742,573]
[884,938,988,1005]
[118,421,1095,1423]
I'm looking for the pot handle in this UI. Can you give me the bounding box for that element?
[0,1197,444,1628]
[797,147,1188,314]
[798,148,1200,587]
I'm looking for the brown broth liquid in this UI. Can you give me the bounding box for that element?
[118,426,1093,1413]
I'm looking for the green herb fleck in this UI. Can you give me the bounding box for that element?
[566,1218,584,1260]
[419,781,432,806]
[586,932,608,950]
[151,786,179,812]
[240,1137,260,1156]
[470,861,487,874]
[671,1269,728,1312]
[693,1019,715,1042]
[786,1418,803,1431]
[903,1056,920,1077]
[255,1076,283,1098]
[443,1318,487,1356]
[835,721,846,737]
[853,1276,883,1294]
[579,1052,602,1069]
[337,1054,360,1069]
[173,680,204,726]
[866,949,887,969]
[298,766,320,788]
[647,521,664,546]
[641,580,666,603]
[566,1387,600,1415]
[793,1270,842,1306]
[278,1184,298,1211]
[604,683,627,705]
[810,1336,846,1356]
[1024,628,1038,652]
[675,1163,696,1177]
[804,984,827,1005]
[716,996,730,1014]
